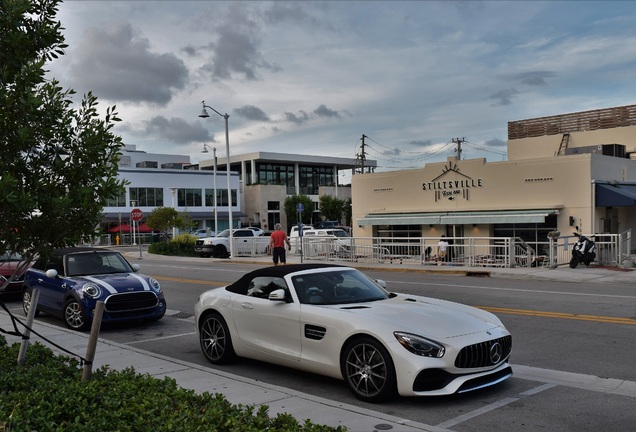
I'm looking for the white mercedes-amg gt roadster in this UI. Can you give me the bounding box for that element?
[194,264,512,402]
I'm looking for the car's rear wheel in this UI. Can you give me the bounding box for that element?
[341,336,397,403]
[63,298,88,331]
[199,311,236,364]
[212,244,228,258]
[22,287,40,317]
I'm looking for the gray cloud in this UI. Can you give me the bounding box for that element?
[69,23,188,105]
[233,105,271,122]
[199,3,281,81]
[314,104,341,119]
[139,116,212,144]
[512,71,556,86]
[284,110,310,125]
[408,139,433,147]
[490,88,520,106]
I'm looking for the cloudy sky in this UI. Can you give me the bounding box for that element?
[49,1,636,181]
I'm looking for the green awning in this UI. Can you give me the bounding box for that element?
[357,209,559,226]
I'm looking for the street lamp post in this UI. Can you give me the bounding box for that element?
[199,101,233,259]
[169,188,177,239]
[202,144,218,235]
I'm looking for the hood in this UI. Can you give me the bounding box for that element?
[73,273,152,294]
[338,295,502,339]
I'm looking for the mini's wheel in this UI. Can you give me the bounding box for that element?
[22,287,40,317]
[199,311,236,364]
[63,298,88,331]
[341,336,397,403]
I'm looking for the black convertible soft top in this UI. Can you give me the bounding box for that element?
[226,263,348,293]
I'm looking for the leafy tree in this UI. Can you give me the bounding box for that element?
[284,195,314,228]
[146,207,179,236]
[0,0,125,289]
[318,195,346,224]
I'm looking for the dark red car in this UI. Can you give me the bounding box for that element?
[0,252,28,295]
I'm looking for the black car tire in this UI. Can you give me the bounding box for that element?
[212,244,228,259]
[63,298,88,331]
[198,311,236,364]
[341,336,397,403]
[22,287,40,318]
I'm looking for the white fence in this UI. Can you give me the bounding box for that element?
[292,231,631,269]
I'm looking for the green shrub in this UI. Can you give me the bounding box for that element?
[0,337,345,431]
[148,234,198,257]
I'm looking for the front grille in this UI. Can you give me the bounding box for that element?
[455,335,512,369]
[104,292,159,312]
[195,240,204,246]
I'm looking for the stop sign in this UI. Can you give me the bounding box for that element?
[130,208,143,221]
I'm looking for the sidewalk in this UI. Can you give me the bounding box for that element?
[2,255,633,431]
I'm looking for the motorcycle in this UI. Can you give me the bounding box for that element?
[569,229,596,268]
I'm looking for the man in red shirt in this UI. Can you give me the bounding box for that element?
[269,223,291,266]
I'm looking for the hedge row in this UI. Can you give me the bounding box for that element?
[0,336,345,431]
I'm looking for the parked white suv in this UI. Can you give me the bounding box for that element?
[194,228,268,258]
[289,227,352,254]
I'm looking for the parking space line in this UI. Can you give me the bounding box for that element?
[124,332,196,345]
[477,306,636,325]
[436,384,556,429]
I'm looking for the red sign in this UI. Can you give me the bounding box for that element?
[130,208,143,222]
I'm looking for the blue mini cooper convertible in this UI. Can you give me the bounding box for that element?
[22,247,166,330]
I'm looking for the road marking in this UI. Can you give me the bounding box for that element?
[436,383,557,429]
[124,332,197,345]
[155,275,225,286]
[477,306,636,325]
[392,279,636,300]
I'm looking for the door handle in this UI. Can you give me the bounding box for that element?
[241,303,254,310]
[38,279,44,283]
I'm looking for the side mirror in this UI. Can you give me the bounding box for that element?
[375,279,387,288]
[45,269,58,278]
[268,288,287,302]
[131,264,141,272]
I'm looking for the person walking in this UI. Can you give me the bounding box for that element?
[269,223,291,266]
[437,235,449,265]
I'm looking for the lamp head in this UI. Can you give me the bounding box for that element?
[202,145,209,153]
[199,101,210,118]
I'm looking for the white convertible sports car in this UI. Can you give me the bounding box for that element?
[194,264,512,402]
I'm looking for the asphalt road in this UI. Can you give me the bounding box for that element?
[4,253,635,431]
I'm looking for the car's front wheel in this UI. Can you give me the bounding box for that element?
[63,298,89,331]
[212,244,228,258]
[341,336,397,403]
[22,287,40,317]
[199,311,236,364]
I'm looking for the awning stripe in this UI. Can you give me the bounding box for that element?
[357,209,559,226]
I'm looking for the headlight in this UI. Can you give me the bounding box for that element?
[149,277,161,293]
[81,283,102,298]
[394,332,445,358]
[203,239,215,245]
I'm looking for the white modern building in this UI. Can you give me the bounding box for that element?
[102,145,243,234]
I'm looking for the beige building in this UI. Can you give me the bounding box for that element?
[352,104,636,255]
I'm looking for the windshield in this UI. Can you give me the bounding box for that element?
[331,230,349,238]
[0,252,22,261]
[292,269,389,305]
[66,252,133,277]
[217,229,230,238]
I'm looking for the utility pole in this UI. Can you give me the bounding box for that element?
[452,137,465,160]
[355,134,367,174]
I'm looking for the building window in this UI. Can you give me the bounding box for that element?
[267,201,281,229]
[129,188,164,207]
[493,214,557,256]
[299,166,334,195]
[106,190,126,207]
[216,189,238,207]
[256,163,295,194]
[178,188,202,207]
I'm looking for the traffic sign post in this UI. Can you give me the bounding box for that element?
[130,208,143,247]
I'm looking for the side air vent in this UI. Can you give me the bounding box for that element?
[305,324,326,340]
